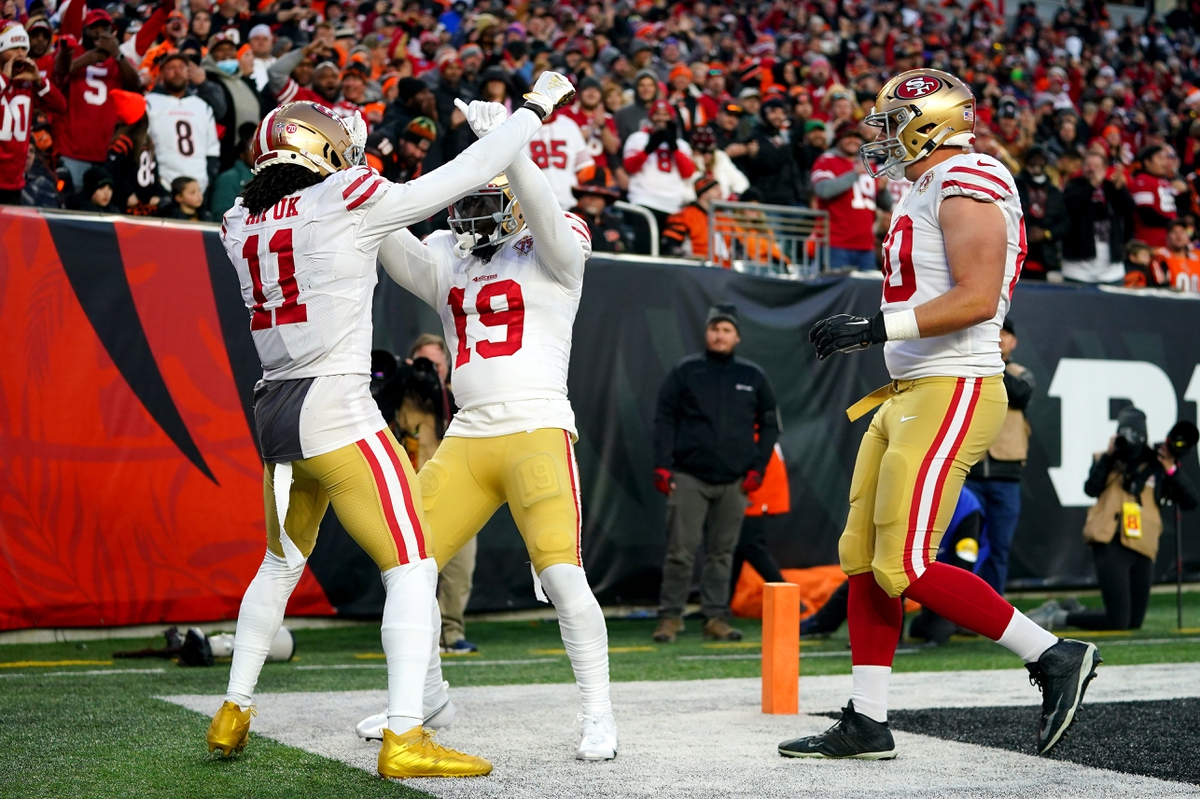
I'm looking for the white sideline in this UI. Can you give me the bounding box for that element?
[162,663,1200,799]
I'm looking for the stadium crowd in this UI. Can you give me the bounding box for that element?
[1,0,1200,290]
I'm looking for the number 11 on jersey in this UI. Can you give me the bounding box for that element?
[243,228,307,330]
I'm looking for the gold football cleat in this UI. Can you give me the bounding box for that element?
[207,701,256,756]
[377,725,493,779]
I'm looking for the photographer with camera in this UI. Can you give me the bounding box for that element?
[1031,407,1198,631]
[371,335,479,654]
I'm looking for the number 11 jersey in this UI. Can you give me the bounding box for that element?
[880,152,1025,381]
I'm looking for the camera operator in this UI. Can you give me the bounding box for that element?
[371,335,479,654]
[1031,407,1197,631]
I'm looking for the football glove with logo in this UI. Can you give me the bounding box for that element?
[522,71,576,120]
[809,312,887,360]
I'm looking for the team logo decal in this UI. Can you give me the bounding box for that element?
[895,75,942,100]
[512,235,534,255]
[916,171,935,194]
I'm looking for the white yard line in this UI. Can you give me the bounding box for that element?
[162,663,1200,799]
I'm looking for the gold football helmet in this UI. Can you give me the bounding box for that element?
[251,101,365,176]
[447,174,526,256]
[860,69,975,179]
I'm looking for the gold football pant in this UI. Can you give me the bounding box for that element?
[263,428,430,571]
[418,429,582,574]
[839,375,1007,598]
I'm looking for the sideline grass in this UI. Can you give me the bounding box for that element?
[2,592,1198,798]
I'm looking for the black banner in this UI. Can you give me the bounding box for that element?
[356,258,1200,613]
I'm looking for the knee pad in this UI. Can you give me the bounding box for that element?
[537,563,594,614]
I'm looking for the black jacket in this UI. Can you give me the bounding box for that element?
[1062,177,1134,265]
[1015,173,1069,272]
[744,123,800,206]
[654,350,779,484]
[968,363,1035,481]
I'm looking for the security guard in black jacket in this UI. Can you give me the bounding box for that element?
[651,304,779,643]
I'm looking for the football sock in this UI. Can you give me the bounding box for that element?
[851,666,891,724]
[538,563,612,717]
[381,557,438,733]
[905,562,1020,642]
[424,600,449,714]
[846,573,903,724]
[997,611,1059,663]
[226,550,305,707]
[847,573,903,667]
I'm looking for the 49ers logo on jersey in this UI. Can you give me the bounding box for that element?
[895,75,941,100]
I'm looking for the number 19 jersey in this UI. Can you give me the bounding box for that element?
[880,152,1025,381]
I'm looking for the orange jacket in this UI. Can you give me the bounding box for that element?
[745,443,790,516]
[663,203,710,258]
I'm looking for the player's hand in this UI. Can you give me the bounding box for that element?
[454,98,508,138]
[347,110,368,164]
[741,470,763,494]
[522,70,575,120]
[808,312,886,360]
[653,468,674,496]
[95,33,120,58]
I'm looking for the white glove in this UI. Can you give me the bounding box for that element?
[347,110,368,166]
[522,71,576,120]
[454,98,508,139]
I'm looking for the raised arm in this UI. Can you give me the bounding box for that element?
[356,106,543,249]
[505,151,587,289]
[378,228,449,309]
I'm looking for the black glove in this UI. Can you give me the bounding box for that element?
[663,120,679,151]
[808,312,887,360]
[644,128,667,152]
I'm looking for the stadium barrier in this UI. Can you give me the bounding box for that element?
[707,200,830,277]
[1,208,1197,630]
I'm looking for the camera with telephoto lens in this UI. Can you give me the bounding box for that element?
[1158,420,1199,462]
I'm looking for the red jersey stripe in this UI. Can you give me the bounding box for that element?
[946,166,1011,193]
[941,180,1004,202]
[355,438,409,565]
[903,378,966,585]
[919,379,982,574]
[346,178,382,211]
[341,170,372,200]
[376,430,427,559]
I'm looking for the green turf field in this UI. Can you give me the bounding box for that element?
[3,591,1199,799]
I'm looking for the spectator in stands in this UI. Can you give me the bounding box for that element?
[203,32,266,171]
[0,21,65,205]
[430,52,474,160]
[66,166,121,213]
[1123,239,1170,288]
[652,304,778,644]
[246,23,275,91]
[146,52,221,197]
[55,10,142,191]
[966,319,1034,595]
[623,100,695,243]
[812,123,888,270]
[740,97,800,208]
[1029,407,1197,632]
[689,127,748,199]
[366,117,437,186]
[1015,146,1069,280]
[696,63,729,125]
[530,106,592,209]
[1062,152,1132,285]
[1130,145,1181,248]
[210,123,256,220]
[1158,219,1200,293]
[570,165,633,255]
[615,69,660,145]
[662,176,724,261]
[158,175,209,222]
[106,90,165,215]
[794,119,827,203]
[563,76,620,173]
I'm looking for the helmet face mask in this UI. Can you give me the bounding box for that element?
[448,176,524,256]
[858,68,975,180]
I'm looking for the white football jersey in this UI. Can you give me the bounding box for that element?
[528,115,592,209]
[381,212,592,439]
[623,130,694,214]
[145,92,220,193]
[880,152,1025,380]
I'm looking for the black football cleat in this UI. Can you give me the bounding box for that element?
[1026,638,1102,755]
[778,701,897,760]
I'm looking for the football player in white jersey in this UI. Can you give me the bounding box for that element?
[780,70,1101,761]
[206,71,578,780]
[355,102,618,762]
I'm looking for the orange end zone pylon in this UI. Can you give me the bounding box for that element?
[761,582,800,714]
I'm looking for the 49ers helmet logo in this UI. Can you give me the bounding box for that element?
[895,75,942,100]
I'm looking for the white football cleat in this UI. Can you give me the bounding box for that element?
[356,692,458,741]
[576,712,618,761]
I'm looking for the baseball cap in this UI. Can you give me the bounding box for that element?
[83,9,113,27]
[835,121,863,142]
[738,86,761,100]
